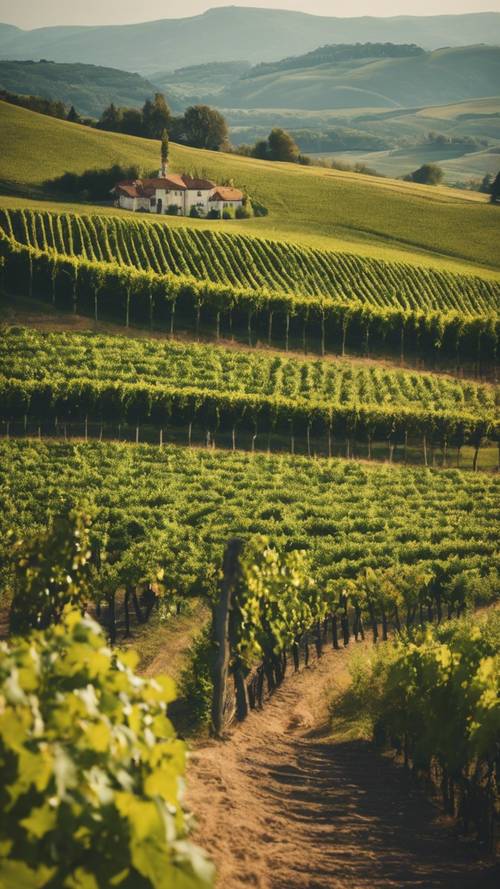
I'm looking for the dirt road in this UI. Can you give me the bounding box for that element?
[187,646,499,889]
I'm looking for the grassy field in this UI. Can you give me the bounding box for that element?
[313,145,500,185]
[2,101,500,276]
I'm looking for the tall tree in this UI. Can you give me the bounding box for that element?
[267,128,300,163]
[66,105,82,124]
[161,129,169,164]
[490,171,500,204]
[252,139,269,160]
[120,108,144,137]
[96,102,122,132]
[143,93,172,139]
[183,105,229,151]
[479,173,493,194]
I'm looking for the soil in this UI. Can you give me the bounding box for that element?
[186,645,499,889]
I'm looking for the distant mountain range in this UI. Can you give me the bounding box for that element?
[0,60,157,118]
[0,7,500,74]
[217,44,500,111]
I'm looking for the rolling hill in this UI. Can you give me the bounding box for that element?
[0,60,158,119]
[220,45,500,111]
[0,8,500,74]
[0,100,499,275]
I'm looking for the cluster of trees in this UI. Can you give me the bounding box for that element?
[236,127,309,164]
[245,42,425,79]
[97,92,229,151]
[46,163,143,201]
[404,162,500,199]
[0,87,67,120]
[425,131,488,150]
[1,84,229,152]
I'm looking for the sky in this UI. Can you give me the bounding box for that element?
[1,0,499,30]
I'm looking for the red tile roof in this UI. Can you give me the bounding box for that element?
[209,187,244,202]
[181,174,216,190]
[115,176,243,201]
[115,183,141,198]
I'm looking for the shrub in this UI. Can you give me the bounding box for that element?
[166,204,179,216]
[207,209,221,220]
[235,205,251,219]
[45,164,142,201]
[404,163,444,186]
[0,607,214,888]
[222,209,232,220]
[190,205,201,218]
[252,200,269,218]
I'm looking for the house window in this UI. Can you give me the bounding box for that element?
[150,198,156,207]
[197,191,202,197]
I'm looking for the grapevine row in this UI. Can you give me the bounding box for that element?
[2,207,498,317]
[3,327,496,418]
[1,231,498,367]
[1,439,498,607]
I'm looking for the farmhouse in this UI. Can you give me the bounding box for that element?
[114,158,244,217]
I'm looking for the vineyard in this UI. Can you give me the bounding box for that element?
[1,326,497,464]
[1,211,499,368]
[2,439,498,606]
[1,208,498,316]
[1,80,500,889]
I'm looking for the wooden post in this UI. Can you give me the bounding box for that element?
[332,614,339,650]
[211,538,244,738]
[314,621,322,658]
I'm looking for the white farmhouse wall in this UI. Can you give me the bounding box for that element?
[184,190,211,215]
[155,188,184,213]
[119,196,137,211]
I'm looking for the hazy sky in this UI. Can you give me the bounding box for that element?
[1,0,500,30]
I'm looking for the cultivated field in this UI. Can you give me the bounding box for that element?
[0,88,498,889]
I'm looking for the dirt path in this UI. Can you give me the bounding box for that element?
[187,646,499,889]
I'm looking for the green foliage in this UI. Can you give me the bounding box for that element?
[236,537,317,662]
[182,105,229,151]
[0,606,214,888]
[160,129,169,165]
[46,164,142,201]
[1,209,498,369]
[143,94,172,141]
[491,171,500,204]
[0,87,67,120]
[405,163,444,186]
[350,611,500,843]
[2,439,497,638]
[0,61,159,120]
[235,204,251,219]
[9,510,93,635]
[180,625,215,729]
